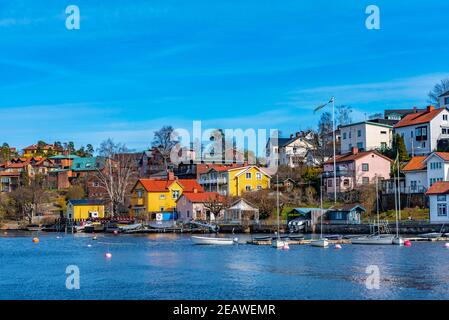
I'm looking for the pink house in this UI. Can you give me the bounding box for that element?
[176,192,225,222]
[323,148,392,194]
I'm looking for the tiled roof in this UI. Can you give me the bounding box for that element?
[23,144,63,151]
[402,156,427,171]
[431,152,449,161]
[196,163,243,175]
[181,192,223,203]
[394,107,443,128]
[138,178,204,193]
[324,150,393,164]
[426,181,449,195]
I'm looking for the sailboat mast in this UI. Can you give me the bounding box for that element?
[396,157,400,237]
[276,174,280,236]
[376,176,379,233]
[320,174,323,238]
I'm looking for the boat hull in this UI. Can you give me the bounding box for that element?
[351,235,394,245]
[271,239,288,248]
[191,236,236,245]
[393,237,405,245]
[311,239,329,247]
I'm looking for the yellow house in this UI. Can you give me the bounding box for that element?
[130,173,204,219]
[66,200,105,220]
[23,143,64,158]
[199,165,271,196]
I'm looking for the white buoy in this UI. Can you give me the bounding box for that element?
[445,243,449,248]
[335,244,342,249]
[282,243,290,250]
[87,244,92,248]
[105,252,112,259]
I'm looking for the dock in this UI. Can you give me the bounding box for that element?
[247,237,449,245]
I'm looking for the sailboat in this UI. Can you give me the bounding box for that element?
[352,177,394,245]
[272,175,288,248]
[393,153,405,245]
[311,175,329,248]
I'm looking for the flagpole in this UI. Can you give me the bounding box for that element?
[332,97,337,204]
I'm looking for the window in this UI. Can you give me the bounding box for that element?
[327,179,333,187]
[160,207,164,212]
[444,114,448,121]
[445,97,449,105]
[357,142,364,150]
[187,211,190,218]
[343,132,347,139]
[362,163,369,172]
[380,131,387,134]
[246,172,252,179]
[357,130,361,137]
[380,142,387,149]
[411,131,413,138]
[410,181,417,191]
[438,195,447,202]
[438,203,447,216]
[349,132,352,139]
[415,126,428,141]
[343,179,350,187]
[362,177,369,184]
[172,190,180,199]
[335,212,343,220]
[245,185,252,191]
[257,185,262,190]
[256,173,262,180]
[443,128,448,135]
[293,147,297,154]
[159,194,166,200]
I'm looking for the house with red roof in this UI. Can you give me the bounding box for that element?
[323,148,392,194]
[394,105,449,155]
[402,156,428,193]
[129,171,204,219]
[426,181,449,223]
[176,192,225,222]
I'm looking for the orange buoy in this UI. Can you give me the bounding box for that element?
[32,237,39,243]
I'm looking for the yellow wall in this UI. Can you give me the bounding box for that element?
[69,205,105,220]
[131,180,184,214]
[228,167,270,196]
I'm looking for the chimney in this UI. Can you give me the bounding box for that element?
[290,134,294,139]
[427,105,435,112]
[167,170,175,181]
[351,147,359,155]
[296,132,300,138]
[413,106,417,113]
[193,188,198,193]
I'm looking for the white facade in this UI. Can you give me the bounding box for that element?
[404,170,428,193]
[425,153,449,186]
[340,122,392,154]
[441,92,449,108]
[394,108,449,156]
[267,135,314,168]
[429,194,449,224]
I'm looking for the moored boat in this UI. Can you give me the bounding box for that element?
[311,238,329,248]
[191,236,237,245]
[351,234,394,245]
[271,238,289,248]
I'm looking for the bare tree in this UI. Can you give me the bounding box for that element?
[95,139,136,217]
[10,175,53,223]
[203,195,232,222]
[428,78,449,106]
[152,126,177,170]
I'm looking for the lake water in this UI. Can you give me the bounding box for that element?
[1,231,449,300]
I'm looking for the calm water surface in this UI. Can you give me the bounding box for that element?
[0,231,449,300]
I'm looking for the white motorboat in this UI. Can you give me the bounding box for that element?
[393,236,405,245]
[311,238,329,248]
[271,238,289,248]
[191,236,237,245]
[351,234,394,245]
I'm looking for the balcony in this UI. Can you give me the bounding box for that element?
[322,169,352,178]
[199,177,228,185]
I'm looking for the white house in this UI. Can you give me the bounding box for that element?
[426,181,449,223]
[340,121,393,154]
[423,152,449,187]
[266,132,315,168]
[440,91,449,108]
[394,106,449,156]
[401,156,427,193]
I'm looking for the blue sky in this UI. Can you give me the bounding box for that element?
[1,0,449,151]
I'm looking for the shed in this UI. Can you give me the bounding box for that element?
[325,204,366,225]
[224,199,259,223]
